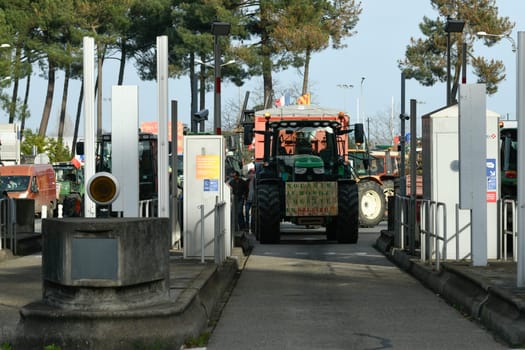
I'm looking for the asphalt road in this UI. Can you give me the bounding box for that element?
[207,223,507,350]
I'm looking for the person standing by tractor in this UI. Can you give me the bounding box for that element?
[228,170,248,231]
[245,169,255,232]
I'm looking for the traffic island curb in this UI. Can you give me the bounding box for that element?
[375,231,525,347]
[13,257,240,350]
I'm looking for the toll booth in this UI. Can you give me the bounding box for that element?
[183,135,231,259]
[422,104,500,260]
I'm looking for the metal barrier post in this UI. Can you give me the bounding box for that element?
[502,199,517,261]
[419,200,429,262]
[438,202,447,261]
[514,201,518,260]
[409,197,417,255]
[199,204,205,263]
[0,198,5,250]
[435,202,447,271]
[400,197,406,249]
[8,198,16,254]
[455,203,460,260]
[214,197,221,264]
[394,196,401,247]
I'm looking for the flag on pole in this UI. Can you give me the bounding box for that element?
[297,93,311,105]
[71,156,82,169]
[275,95,285,107]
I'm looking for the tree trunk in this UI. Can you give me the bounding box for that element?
[72,81,83,157]
[190,52,197,116]
[199,55,206,110]
[260,2,274,109]
[97,45,103,138]
[302,48,311,96]
[117,42,126,85]
[39,59,55,137]
[9,45,22,124]
[20,72,31,137]
[58,66,70,141]
[261,31,273,108]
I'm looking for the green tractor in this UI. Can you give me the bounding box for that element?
[53,162,84,217]
[243,106,362,244]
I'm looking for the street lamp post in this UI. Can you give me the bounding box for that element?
[477,31,517,52]
[358,77,365,123]
[211,21,231,135]
[336,83,353,114]
[445,18,465,106]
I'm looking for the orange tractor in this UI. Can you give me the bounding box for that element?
[348,148,399,227]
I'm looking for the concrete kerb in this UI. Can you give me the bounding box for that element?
[375,229,525,347]
[6,251,243,349]
[0,248,14,262]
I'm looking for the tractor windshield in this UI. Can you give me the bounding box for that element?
[278,126,336,157]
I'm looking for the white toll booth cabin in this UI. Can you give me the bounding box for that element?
[422,104,500,260]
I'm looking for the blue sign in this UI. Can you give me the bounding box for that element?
[203,179,219,192]
[486,158,496,190]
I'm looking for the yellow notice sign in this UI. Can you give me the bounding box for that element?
[196,155,220,179]
[285,182,338,216]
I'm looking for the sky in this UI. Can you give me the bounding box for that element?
[15,0,525,139]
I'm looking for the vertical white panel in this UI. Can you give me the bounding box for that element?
[459,84,486,210]
[517,32,525,286]
[459,84,487,266]
[83,37,96,218]
[486,113,500,259]
[157,36,169,218]
[112,85,139,216]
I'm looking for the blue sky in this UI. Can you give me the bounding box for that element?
[18,1,525,137]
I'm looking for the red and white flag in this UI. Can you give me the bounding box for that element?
[275,96,285,107]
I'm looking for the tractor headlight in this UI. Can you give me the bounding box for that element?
[295,167,307,175]
[313,167,324,174]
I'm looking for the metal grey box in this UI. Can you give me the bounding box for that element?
[42,217,169,287]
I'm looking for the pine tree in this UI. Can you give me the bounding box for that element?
[398,0,514,104]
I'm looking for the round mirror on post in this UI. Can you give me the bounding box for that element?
[86,172,120,206]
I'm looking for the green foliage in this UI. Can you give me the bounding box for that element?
[0,0,362,136]
[399,0,514,101]
[21,129,71,163]
[43,345,62,350]
[0,342,12,350]
[184,332,210,347]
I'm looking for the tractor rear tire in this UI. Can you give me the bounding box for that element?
[358,180,386,227]
[336,182,359,244]
[257,183,281,244]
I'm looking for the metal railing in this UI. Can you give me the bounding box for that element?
[394,196,409,249]
[139,199,158,217]
[394,195,447,270]
[394,194,521,267]
[501,198,517,261]
[188,196,227,264]
[419,199,447,270]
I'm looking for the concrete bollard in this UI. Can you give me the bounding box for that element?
[57,204,63,218]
